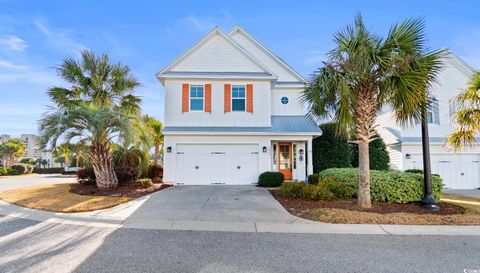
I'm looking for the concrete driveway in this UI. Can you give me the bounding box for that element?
[123,186,298,228]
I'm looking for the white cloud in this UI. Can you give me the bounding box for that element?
[0,35,27,51]
[33,19,87,54]
[0,59,60,85]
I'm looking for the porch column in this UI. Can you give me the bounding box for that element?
[307,138,313,175]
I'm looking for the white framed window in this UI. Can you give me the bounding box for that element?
[231,85,246,111]
[449,98,461,117]
[427,111,434,124]
[190,85,204,111]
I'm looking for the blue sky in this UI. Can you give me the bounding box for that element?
[1,0,479,136]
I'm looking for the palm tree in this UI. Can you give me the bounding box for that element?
[40,50,140,189]
[143,115,163,164]
[447,72,480,150]
[53,143,71,168]
[302,15,443,208]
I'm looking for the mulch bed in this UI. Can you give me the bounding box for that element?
[70,181,171,198]
[270,190,464,215]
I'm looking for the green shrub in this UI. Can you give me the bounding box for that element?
[351,136,390,170]
[307,173,320,185]
[257,172,284,187]
[11,164,29,174]
[277,182,305,198]
[405,169,423,174]
[278,178,354,201]
[147,164,163,182]
[8,168,19,175]
[313,123,352,172]
[0,167,8,176]
[138,178,153,188]
[319,168,443,203]
[115,167,139,185]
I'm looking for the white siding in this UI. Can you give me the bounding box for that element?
[170,34,265,73]
[164,79,271,127]
[271,88,305,116]
[229,29,302,82]
[163,134,313,183]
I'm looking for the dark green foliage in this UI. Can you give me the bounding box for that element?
[257,172,284,187]
[77,168,96,185]
[307,173,320,185]
[34,167,63,174]
[312,123,352,172]
[8,169,19,175]
[10,164,29,174]
[405,169,423,174]
[278,177,355,201]
[319,168,443,203]
[0,167,8,176]
[351,136,390,170]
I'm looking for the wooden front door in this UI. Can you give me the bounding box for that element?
[278,142,292,180]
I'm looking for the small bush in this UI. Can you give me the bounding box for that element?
[147,164,163,182]
[307,173,320,185]
[405,169,423,174]
[11,164,29,174]
[138,178,153,188]
[257,172,284,187]
[77,168,96,185]
[278,178,354,201]
[0,167,8,176]
[25,164,34,174]
[33,167,63,174]
[319,168,443,203]
[8,168,19,175]
[276,182,306,198]
[115,167,139,185]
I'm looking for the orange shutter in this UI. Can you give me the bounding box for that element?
[182,83,189,113]
[246,84,253,113]
[205,84,212,113]
[224,84,231,112]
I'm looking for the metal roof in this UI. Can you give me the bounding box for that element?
[158,71,274,77]
[163,115,322,135]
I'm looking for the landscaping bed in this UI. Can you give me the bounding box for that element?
[70,180,171,198]
[270,190,480,225]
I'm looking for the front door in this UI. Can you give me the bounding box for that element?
[278,142,292,180]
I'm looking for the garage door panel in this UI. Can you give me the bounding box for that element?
[175,144,259,185]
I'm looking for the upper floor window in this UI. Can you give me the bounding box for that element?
[281,96,289,105]
[232,85,246,111]
[190,85,204,111]
[427,98,440,125]
[449,98,461,117]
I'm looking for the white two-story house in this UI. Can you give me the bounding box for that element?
[377,53,479,189]
[157,26,321,185]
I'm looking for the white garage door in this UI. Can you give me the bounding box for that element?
[407,154,480,189]
[175,144,259,185]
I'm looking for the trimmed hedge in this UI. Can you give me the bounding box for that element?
[405,169,423,174]
[351,136,390,170]
[278,177,355,201]
[34,167,63,174]
[318,168,443,203]
[11,164,29,174]
[313,123,352,172]
[257,172,284,187]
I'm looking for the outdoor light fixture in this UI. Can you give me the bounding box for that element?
[262,146,267,153]
[406,153,411,159]
[299,149,304,161]
[166,146,172,153]
[299,149,304,155]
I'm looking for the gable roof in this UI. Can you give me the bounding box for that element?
[157,28,275,84]
[444,51,477,78]
[229,26,306,84]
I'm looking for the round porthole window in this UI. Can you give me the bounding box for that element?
[280,96,289,105]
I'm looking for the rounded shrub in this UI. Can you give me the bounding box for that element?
[115,167,139,185]
[318,168,443,203]
[307,173,320,185]
[8,168,19,175]
[313,123,352,172]
[138,178,153,188]
[10,164,29,174]
[257,172,284,187]
[77,168,96,185]
[405,169,423,174]
[147,164,163,182]
[276,182,305,198]
[0,167,8,176]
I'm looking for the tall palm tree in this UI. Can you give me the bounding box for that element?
[143,115,163,164]
[302,15,443,208]
[40,50,140,189]
[53,143,71,168]
[447,72,480,150]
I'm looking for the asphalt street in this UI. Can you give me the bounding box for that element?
[1,215,479,273]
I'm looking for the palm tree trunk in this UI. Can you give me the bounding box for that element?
[357,140,371,208]
[153,144,159,164]
[88,141,118,189]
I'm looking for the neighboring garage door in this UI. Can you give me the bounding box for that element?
[407,154,480,189]
[175,144,259,185]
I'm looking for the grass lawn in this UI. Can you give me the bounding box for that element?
[271,191,480,225]
[0,184,132,212]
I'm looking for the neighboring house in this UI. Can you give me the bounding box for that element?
[157,26,321,185]
[377,53,479,189]
[0,133,59,167]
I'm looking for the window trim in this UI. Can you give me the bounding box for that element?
[189,84,204,112]
[231,84,246,112]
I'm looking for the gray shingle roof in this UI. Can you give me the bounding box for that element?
[164,115,321,135]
